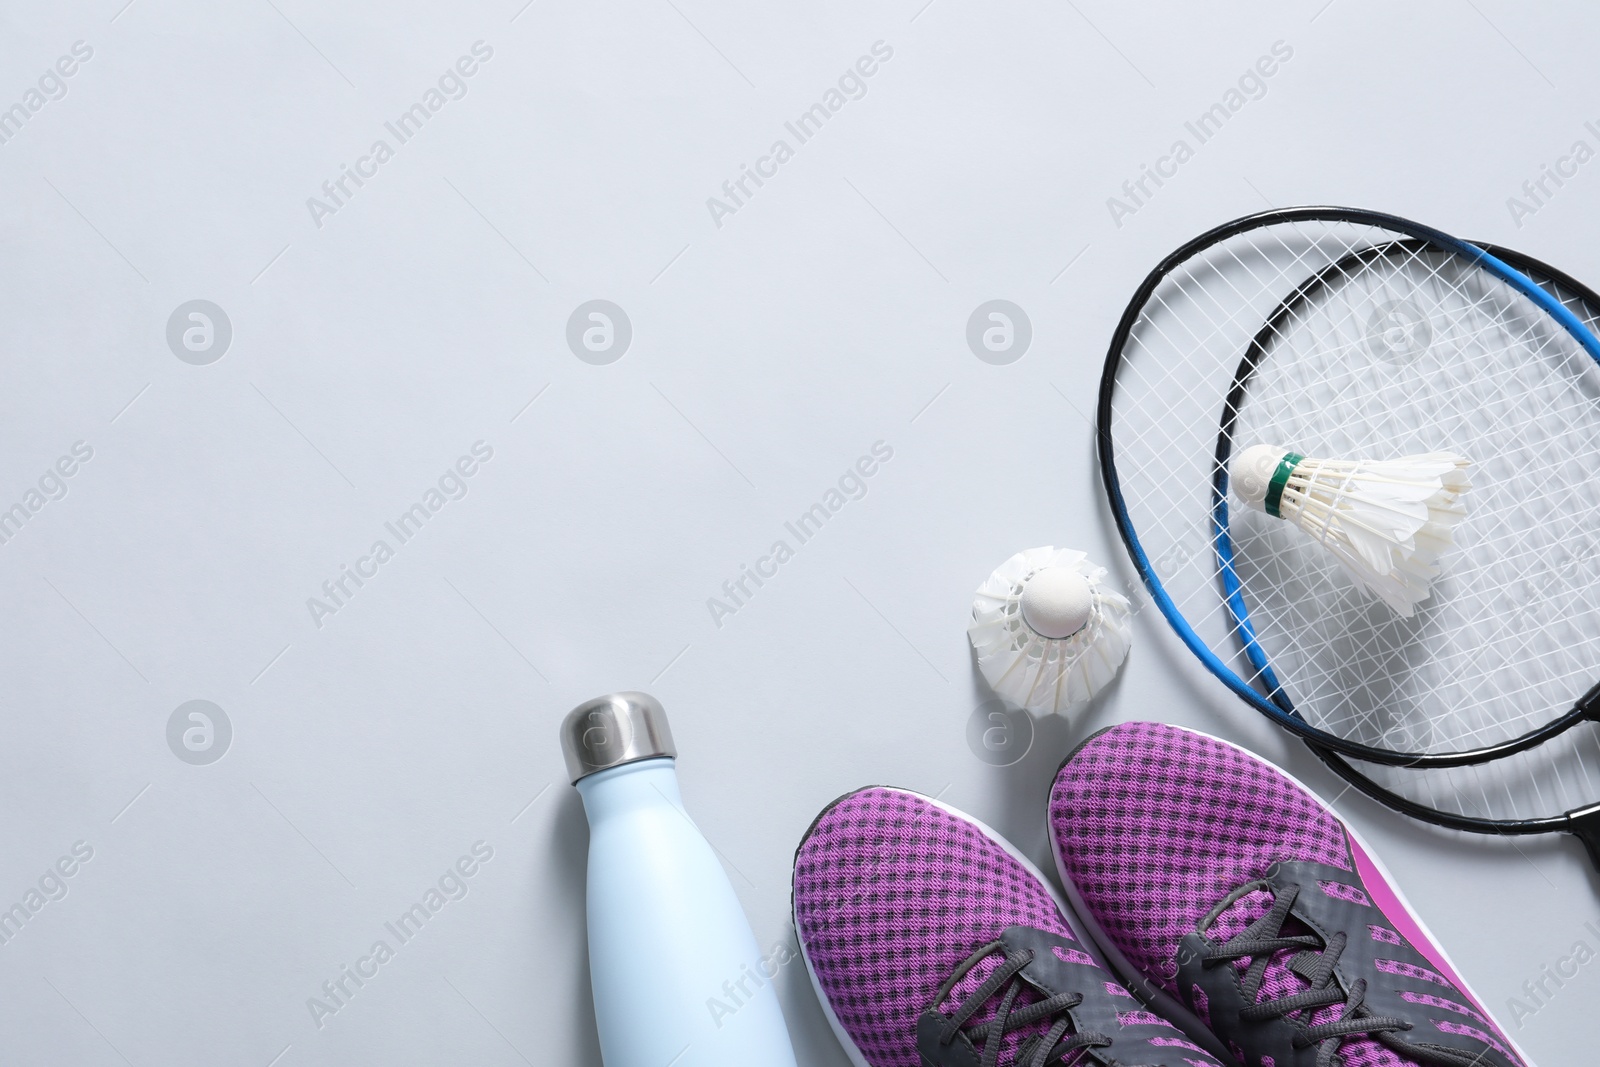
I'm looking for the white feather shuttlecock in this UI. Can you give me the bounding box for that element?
[968,547,1132,715]
[1229,444,1471,617]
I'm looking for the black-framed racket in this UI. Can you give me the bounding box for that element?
[1097,207,1600,866]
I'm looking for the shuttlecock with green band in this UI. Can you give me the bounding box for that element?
[968,546,1132,715]
[1229,444,1472,616]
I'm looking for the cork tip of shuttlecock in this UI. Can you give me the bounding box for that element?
[1019,566,1093,639]
[1230,443,1291,508]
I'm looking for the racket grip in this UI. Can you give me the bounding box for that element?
[1567,803,1600,877]
[1578,679,1600,721]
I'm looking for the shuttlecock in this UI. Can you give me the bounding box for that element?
[1229,444,1471,617]
[968,547,1132,715]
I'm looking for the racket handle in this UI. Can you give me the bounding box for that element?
[1567,804,1600,877]
[1578,679,1600,722]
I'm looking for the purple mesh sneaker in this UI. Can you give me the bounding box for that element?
[1048,723,1533,1067]
[792,786,1227,1067]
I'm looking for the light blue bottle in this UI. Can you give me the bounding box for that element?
[562,692,799,1067]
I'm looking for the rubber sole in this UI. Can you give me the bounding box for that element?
[1046,722,1539,1067]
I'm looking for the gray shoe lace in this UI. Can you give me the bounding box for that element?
[1201,881,1493,1067]
[931,940,1132,1067]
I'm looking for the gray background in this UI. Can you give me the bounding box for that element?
[0,1,1595,1064]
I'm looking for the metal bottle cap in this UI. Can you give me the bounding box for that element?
[560,691,677,783]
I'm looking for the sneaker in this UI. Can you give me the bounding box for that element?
[1047,722,1532,1067]
[792,785,1227,1067]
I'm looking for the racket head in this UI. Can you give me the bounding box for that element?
[1098,207,1600,767]
[1305,245,1600,836]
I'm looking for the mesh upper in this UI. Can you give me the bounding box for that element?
[1048,722,1349,989]
[1047,722,1521,1067]
[792,788,1077,1067]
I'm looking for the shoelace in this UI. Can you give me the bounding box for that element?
[1201,882,1492,1067]
[931,940,1126,1067]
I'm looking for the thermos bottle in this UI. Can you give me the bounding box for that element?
[561,692,799,1067]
